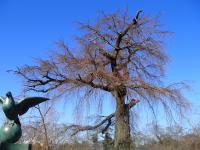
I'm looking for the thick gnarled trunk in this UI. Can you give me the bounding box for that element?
[113,89,131,150]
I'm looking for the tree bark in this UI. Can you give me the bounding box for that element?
[113,89,131,150]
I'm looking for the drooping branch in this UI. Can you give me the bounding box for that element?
[101,117,112,134]
[66,113,115,136]
[66,98,139,136]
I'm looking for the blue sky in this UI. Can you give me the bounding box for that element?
[0,0,200,127]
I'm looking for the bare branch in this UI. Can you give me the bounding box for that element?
[115,10,142,51]
[81,24,116,49]
[65,98,139,136]
[66,113,115,136]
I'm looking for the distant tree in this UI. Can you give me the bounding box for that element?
[14,10,189,150]
[34,105,50,150]
[21,104,67,147]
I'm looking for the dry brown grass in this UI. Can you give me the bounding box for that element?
[31,143,96,150]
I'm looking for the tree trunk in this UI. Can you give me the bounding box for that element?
[37,106,49,150]
[113,89,131,150]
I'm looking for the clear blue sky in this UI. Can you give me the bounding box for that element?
[0,0,200,127]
